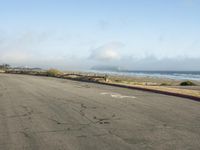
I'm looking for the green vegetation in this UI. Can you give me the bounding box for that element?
[160,83,171,86]
[46,69,63,77]
[180,81,196,86]
[114,79,122,82]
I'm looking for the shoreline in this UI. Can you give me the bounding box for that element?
[77,70,200,86]
[88,70,200,82]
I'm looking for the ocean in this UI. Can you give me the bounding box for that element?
[90,70,200,81]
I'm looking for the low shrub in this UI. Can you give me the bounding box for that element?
[114,79,122,82]
[160,83,171,86]
[46,69,63,77]
[180,81,196,86]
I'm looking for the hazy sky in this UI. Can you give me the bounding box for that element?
[0,0,200,70]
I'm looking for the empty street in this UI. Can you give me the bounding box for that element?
[0,74,200,150]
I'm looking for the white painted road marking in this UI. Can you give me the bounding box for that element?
[101,92,136,99]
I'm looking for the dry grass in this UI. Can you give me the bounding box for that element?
[46,69,63,77]
[108,80,200,98]
[0,70,5,73]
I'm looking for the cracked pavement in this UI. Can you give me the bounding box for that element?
[0,74,200,150]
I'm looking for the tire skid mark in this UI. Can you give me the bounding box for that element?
[101,92,136,99]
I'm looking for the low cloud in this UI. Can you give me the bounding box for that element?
[118,55,200,71]
[89,42,123,61]
[0,51,32,63]
[0,31,55,67]
[1,30,199,71]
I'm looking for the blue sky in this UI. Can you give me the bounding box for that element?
[0,0,200,70]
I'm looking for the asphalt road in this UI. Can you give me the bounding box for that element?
[0,74,200,150]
